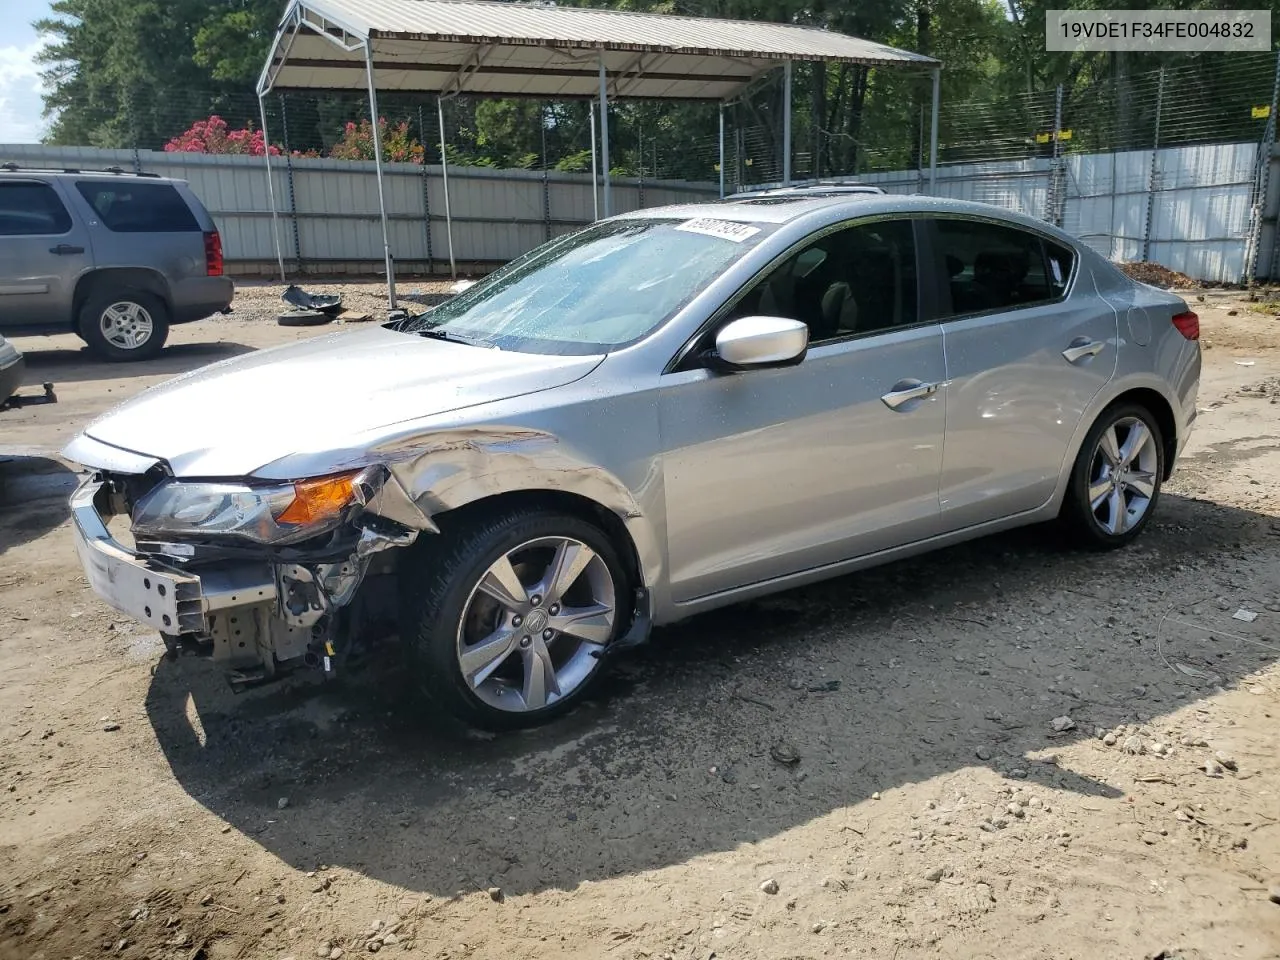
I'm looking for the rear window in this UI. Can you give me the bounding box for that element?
[934,218,1075,316]
[75,181,200,233]
[0,181,72,236]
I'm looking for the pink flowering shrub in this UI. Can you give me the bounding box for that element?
[329,118,425,164]
[165,115,280,156]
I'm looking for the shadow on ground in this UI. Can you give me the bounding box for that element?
[16,341,255,386]
[0,456,77,554]
[144,492,1280,897]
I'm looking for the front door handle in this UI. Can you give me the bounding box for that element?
[49,243,85,255]
[1062,337,1105,363]
[881,379,939,410]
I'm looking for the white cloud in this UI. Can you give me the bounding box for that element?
[0,38,51,144]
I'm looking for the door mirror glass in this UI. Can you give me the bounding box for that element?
[714,316,808,369]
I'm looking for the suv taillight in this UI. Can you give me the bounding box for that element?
[1171,310,1199,340]
[204,230,223,277]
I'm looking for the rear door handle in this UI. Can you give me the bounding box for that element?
[881,379,939,410]
[1062,338,1105,363]
[49,244,85,255]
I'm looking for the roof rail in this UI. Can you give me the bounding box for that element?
[0,162,160,179]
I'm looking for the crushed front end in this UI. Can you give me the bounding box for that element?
[68,457,430,688]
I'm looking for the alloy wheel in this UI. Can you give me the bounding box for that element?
[1087,416,1159,536]
[100,301,154,351]
[456,536,615,713]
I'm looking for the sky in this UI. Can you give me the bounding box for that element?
[0,0,53,144]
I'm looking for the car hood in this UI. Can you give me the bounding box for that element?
[78,326,603,477]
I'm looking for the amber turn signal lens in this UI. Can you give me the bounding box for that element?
[275,472,358,526]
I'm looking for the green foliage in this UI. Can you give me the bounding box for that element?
[30,0,1280,178]
[193,4,280,84]
[329,118,426,164]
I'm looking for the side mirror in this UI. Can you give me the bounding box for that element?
[711,316,809,370]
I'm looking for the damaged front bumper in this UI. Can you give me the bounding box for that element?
[71,476,417,685]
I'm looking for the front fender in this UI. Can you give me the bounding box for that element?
[376,425,664,598]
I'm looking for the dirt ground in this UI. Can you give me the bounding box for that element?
[1,282,1279,960]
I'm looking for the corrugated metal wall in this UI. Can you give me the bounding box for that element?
[1,140,1264,283]
[857,141,1261,284]
[0,144,719,274]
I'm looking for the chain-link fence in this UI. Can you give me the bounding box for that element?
[7,52,1280,281]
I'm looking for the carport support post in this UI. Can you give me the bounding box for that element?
[437,98,457,279]
[598,56,611,217]
[782,60,793,185]
[718,104,726,198]
[257,92,287,282]
[363,42,397,309]
[928,67,940,195]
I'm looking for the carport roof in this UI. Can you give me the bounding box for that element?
[261,0,940,101]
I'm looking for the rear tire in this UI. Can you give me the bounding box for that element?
[1060,403,1165,549]
[399,508,630,730]
[80,290,169,361]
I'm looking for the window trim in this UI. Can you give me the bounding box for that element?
[923,214,1079,324]
[0,179,74,238]
[664,213,935,375]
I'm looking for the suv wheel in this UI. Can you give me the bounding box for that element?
[80,290,169,361]
[400,508,630,730]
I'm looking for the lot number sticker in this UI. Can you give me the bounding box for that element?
[675,218,761,243]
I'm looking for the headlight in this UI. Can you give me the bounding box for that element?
[132,471,362,545]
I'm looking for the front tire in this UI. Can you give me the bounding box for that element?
[1061,403,1165,549]
[80,290,170,361]
[399,509,630,730]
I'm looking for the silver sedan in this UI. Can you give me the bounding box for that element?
[64,194,1201,729]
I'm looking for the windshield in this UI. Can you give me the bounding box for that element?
[395,217,773,354]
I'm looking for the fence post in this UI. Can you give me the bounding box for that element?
[418,105,432,272]
[541,104,551,241]
[638,128,645,209]
[128,88,142,173]
[1049,83,1066,227]
[1141,67,1166,264]
[917,104,925,195]
[278,95,302,271]
[1246,50,1280,284]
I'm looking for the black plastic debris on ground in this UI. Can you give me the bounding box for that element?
[281,284,342,314]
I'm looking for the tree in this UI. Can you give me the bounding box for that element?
[193,1,280,85]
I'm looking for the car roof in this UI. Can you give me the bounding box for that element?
[615,193,1080,243]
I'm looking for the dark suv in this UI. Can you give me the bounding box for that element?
[0,165,233,361]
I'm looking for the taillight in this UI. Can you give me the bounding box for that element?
[203,230,223,277]
[1171,310,1199,340]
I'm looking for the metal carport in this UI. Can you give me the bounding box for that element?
[256,0,941,304]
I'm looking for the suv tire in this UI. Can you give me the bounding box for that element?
[80,290,170,361]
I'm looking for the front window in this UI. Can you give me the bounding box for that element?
[396,217,773,355]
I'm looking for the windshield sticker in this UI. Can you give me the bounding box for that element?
[674,218,761,243]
